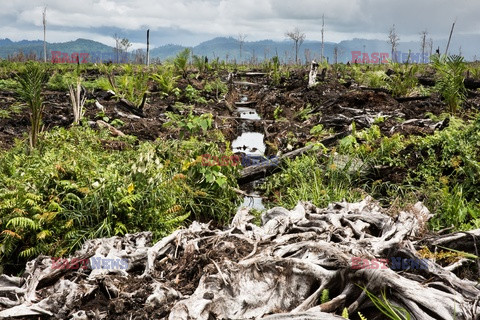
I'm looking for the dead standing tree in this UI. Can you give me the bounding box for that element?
[285,27,306,65]
[42,7,47,63]
[388,24,400,62]
[237,33,247,62]
[113,34,121,63]
[120,38,132,62]
[420,30,428,63]
[321,14,325,63]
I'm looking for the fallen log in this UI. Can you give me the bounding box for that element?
[418,76,480,90]
[395,95,430,102]
[96,120,125,137]
[238,130,351,184]
[233,81,261,87]
[118,96,146,118]
[359,86,392,94]
[234,101,257,106]
[236,72,268,77]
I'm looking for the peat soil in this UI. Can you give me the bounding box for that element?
[3,68,478,152]
[2,68,480,197]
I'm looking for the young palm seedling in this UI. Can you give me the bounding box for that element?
[16,62,50,149]
[432,55,467,113]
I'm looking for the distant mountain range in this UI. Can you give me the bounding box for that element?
[1,35,478,63]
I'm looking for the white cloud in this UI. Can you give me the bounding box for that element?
[2,0,480,46]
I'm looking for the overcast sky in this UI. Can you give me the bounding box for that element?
[1,0,479,49]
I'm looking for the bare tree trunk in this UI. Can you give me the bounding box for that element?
[238,34,247,63]
[321,14,325,64]
[388,24,399,63]
[445,21,456,56]
[146,29,150,66]
[42,7,47,63]
[420,30,427,63]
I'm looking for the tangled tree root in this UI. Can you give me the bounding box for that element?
[1,197,479,319]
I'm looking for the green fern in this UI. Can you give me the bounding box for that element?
[6,217,39,230]
[114,222,128,236]
[119,193,142,207]
[342,307,349,319]
[19,244,45,259]
[358,312,368,320]
[163,211,190,228]
[36,229,52,240]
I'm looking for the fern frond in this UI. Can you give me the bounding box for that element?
[165,205,182,215]
[119,193,142,206]
[114,222,128,235]
[1,230,22,239]
[342,307,349,319]
[163,212,190,227]
[358,312,368,320]
[13,208,28,215]
[6,217,39,230]
[36,229,53,240]
[19,245,44,258]
[38,211,58,223]
[65,219,74,229]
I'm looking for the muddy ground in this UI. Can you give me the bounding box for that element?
[2,68,480,319]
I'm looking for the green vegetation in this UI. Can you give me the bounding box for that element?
[174,48,191,78]
[16,62,50,149]
[1,55,480,285]
[0,125,240,273]
[264,115,480,230]
[432,55,467,113]
[151,65,181,97]
[361,287,410,320]
[101,64,149,108]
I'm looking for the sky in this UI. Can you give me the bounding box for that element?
[1,0,479,49]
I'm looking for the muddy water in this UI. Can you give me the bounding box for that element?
[231,132,265,155]
[236,106,261,120]
[233,96,267,211]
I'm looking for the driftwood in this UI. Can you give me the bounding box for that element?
[1,198,479,319]
[238,130,351,184]
[96,120,125,137]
